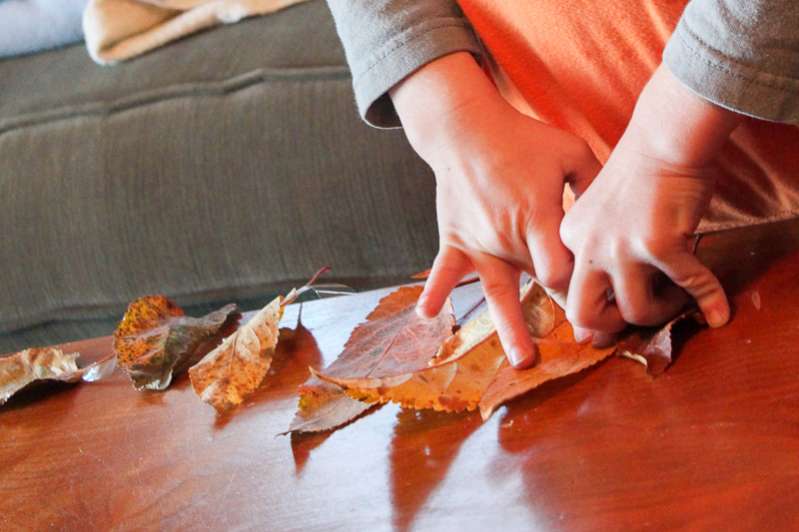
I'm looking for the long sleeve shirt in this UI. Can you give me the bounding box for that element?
[326,0,799,127]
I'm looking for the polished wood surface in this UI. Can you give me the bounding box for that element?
[3,219,799,531]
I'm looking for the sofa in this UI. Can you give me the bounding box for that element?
[0,0,438,352]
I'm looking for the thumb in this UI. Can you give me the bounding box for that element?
[658,251,730,328]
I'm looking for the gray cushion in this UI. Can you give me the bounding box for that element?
[0,1,437,352]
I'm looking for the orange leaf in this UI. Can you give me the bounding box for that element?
[319,286,455,387]
[478,305,615,420]
[317,282,560,414]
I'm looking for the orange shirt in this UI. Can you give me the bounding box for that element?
[458,0,799,232]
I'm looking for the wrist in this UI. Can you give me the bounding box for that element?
[389,52,502,161]
[624,64,743,169]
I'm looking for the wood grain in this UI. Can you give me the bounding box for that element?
[2,219,799,531]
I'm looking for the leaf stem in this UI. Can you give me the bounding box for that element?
[282,266,332,307]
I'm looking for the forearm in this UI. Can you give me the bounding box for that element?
[624,64,743,169]
[390,52,500,156]
[326,0,481,127]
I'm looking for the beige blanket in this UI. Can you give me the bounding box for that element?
[83,0,307,65]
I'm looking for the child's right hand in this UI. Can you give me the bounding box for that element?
[391,52,601,368]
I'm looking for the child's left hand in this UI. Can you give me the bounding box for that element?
[559,64,742,342]
[559,140,724,341]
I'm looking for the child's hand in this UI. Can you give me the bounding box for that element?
[560,144,720,338]
[391,52,600,367]
[559,65,742,341]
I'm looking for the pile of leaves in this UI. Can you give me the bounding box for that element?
[285,280,697,435]
[0,268,697,438]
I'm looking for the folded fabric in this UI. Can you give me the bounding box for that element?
[83,0,308,65]
[0,0,87,58]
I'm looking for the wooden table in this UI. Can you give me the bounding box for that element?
[3,219,799,531]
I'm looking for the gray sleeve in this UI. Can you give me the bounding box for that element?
[326,0,482,128]
[663,0,799,124]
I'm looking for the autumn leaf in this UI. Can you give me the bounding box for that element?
[114,296,240,391]
[337,282,555,412]
[189,267,330,414]
[478,305,615,419]
[301,274,700,429]
[617,310,702,376]
[319,285,456,388]
[316,282,560,414]
[0,348,116,406]
[189,295,285,413]
[285,376,374,434]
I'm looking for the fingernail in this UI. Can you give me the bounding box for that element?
[573,327,592,343]
[415,300,431,319]
[508,348,531,368]
[707,308,728,328]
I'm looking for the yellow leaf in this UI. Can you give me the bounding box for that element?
[189,295,284,413]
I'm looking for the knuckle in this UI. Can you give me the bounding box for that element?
[606,239,628,264]
[619,302,654,326]
[672,271,701,289]
[481,278,517,301]
[566,304,595,329]
[434,256,463,276]
[536,264,570,291]
[470,232,511,260]
[641,236,672,262]
[572,138,594,161]
[559,218,578,250]
[663,257,714,293]
[673,271,717,299]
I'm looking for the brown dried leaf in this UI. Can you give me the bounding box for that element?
[617,310,702,376]
[189,295,285,413]
[0,348,116,406]
[319,285,456,386]
[114,296,239,391]
[479,305,615,420]
[318,282,558,414]
[189,268,331,414]
[285,376,374,434]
